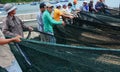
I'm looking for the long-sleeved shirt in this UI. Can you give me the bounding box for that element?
[42,10,62,34]
[37,11,44,32]
[2,15,29,37]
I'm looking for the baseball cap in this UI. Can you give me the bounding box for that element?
[46,3,53,8]
[56,3,62,7]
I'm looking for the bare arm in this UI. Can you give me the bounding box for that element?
[61,14,74,19]
[0,35,21,45]
[0,38,14,45]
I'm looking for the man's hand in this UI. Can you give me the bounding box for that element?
[62,21,66,26]
[69,16,74,19]
[28,26,33,31]
[12,35,22,42]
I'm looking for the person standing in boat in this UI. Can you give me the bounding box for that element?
[0,29,22,72]
[37,3,46,42]
[2,3,33,38]
[42,3,65,43]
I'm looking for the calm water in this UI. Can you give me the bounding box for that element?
[0,0,120,15]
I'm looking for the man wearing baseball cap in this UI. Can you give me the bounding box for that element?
[42,3,65,43]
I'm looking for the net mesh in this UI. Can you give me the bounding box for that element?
[53,12,120,48]
[9,39,120,72]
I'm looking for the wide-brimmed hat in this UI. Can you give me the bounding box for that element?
[4,3,17,13]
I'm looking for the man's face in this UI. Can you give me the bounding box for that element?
[68,6,72,8]
[43,6,47,10]
[90,1,93,3]
[99,0,103,2]
[48,7,53,13]
[73,2,76,5]
[9,9,16,16]
[58,6,61,9]
[41,6,46,12]
[83,2,87,5]
[63,6,67,9]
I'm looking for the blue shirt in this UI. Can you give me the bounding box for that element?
[37,11,44,32]
[80,5,89,12]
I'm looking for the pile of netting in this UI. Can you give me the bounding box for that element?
[3,11,119,72]
[99,8,120,18]
[9,39,120,72]
[22,12,120,48]
[52,12,120,48]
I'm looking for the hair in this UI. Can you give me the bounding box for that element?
[63,4,66,8]
[39,3,46,8]
[68,3,72,6]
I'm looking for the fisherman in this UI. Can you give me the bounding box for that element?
[88,0,96,13]
[37,3,46,41]
[67,2,73,13]
[42,3,65,43]
[2,3,33,38]
[80,1,89,12]
[61,4,68,15]
[61,4,73,16]
[61,4,74,24]
[53,3,74,43]
[72,0,77,11]
[95,0,111,14]
[0,29,22,72]
[53,3,73,21]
